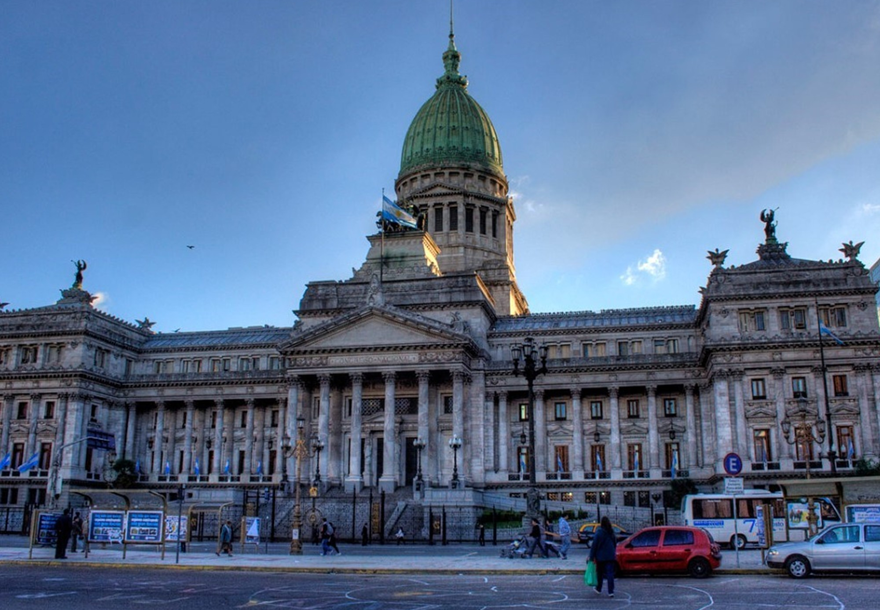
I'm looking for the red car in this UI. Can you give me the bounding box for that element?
[615,526,722,578]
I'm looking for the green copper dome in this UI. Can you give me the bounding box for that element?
[399,33,504,179]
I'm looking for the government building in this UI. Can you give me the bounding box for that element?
[2,27,879,540]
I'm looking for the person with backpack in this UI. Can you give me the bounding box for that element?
[320,518,339,555]
[589,516,617,597]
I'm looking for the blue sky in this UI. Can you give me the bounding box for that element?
[3,1,880,332]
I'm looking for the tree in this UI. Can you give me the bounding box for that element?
[109,458,138,488]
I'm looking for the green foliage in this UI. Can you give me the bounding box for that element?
[110,458,138,488]
[854,457,880,476]
[665,478,699,511]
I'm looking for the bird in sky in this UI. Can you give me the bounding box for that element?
[174,328,180,333]
[186,245,195,250]
[0,302,8,309]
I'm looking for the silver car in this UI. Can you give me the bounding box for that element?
[766,523,880,578]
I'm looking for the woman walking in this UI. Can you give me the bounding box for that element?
[588,516,617,598]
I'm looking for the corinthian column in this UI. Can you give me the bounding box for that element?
[346,372,364,492]
[379,371,397,491]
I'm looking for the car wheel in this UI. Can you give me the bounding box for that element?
[687,557,712,578]
[785,555,811,579]
[730,534,747,550]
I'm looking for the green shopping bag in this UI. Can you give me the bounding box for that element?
[584,560,598,587]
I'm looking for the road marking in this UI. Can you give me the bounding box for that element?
[804,585,845,610]
[16,592,78,599]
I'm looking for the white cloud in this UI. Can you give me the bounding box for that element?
[620,249,667,286]
[92,292,109,309]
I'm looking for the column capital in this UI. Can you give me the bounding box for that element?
[30,393,43,401]
[155,400,166,410]
[214,398,224,409]
[771,368,786,379]
[350,372,365,385]
[608,386,619,399]
[286,375,302,389]
[684,383,697,394]
[383,371,397,383]
[415,370,430,383]
[245,397,256,408]
[646,385,657,397]
[535,389,544,400]
[854,363,871,375]
[3,394,14,402]
[569,387,582,399]
[318,373,331,386]
[184,399,195,409]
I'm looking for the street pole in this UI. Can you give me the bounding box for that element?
[175,484,185,564]
[512,337,548,521]
[815,300,837,473]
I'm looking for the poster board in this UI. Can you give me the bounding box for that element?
[35,512,61,546]
[244,516,260,544]
[164,514,189,542]
[125,510,164,544]
[88,510,125,544]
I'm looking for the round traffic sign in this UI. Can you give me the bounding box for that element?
[723,452,743,476]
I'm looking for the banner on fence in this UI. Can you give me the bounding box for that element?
[164,514,188,542]
[88,511,125,543]
[125,510,164,544]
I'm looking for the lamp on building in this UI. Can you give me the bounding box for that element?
[669,427,677,441]
[413,436,426,482]
[511,336,548,520]
[593,429,601,443]
[781,397,826,480]
[449,435,462,488]
[311,437,325,484]
[281,416,308,554]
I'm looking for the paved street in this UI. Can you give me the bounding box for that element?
[1,566,878,609]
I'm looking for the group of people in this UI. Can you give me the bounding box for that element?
[53,509,84,559]
[320,518,341,555]
[524,515,572,560]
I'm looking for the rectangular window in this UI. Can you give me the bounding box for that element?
[792,377,808,399]
[517,446,529,473]
[211,411,218,428]
[491,211,498,238]
[832,375,848,397]
[623,491,636,507]
[182,360,192,373]
[591,444,605,471]
[240,411,247,428]
[738,309,767,332]
[43,401,55,419]
[11,443,25,469]
[583,342,607,357]
[20,346,38,364]
[434,207,444,232]
[795,426,813,460]
[269,356,280,370]
[627,399,640,418]
[211,359,221,372]
[554,445,569,472]
[585,491,612,505]
[518,403,529,421]
[820,305,848,328]
[448,204,458,231]
[16,402,27,420]
[666,443,680,470]
[443,395,454,415]
[663,398,677,417]
[39,442,52,470]
[627,443,642,470]
[751,378,767,400]
[465,207,474,232]
[780,307,808,330]
[653,339,666,354]
[618,341,629,356]
[239,357,251,371]
[590,400,603,420]
[479,208,487,235]
[754,428,772,462]
[124,358,133,375]
[838,425,855,461]
[90,404,99,421]
[554,402,567,421]
[271,409,280,427]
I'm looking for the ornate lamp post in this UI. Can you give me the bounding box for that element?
[312,437,324,484]
[815,301,838,473]
[282,417,308,555]
[511,337,548,520]
[449,436,462,488]
[413,437,426,483]
[781,397,826,480]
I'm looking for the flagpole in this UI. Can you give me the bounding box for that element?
[814,298,837,473]
[380,189,385,284]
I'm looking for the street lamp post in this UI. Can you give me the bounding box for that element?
[282,417,309,555]
[312,437,324,484]
[449,436,462,488]
[413,437,426,484]
[511,337,548,520]
[815,301,838,473]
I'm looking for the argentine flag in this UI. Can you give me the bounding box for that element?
[18,452,40,473]
[519,453,527,474]
[633,450,640,474]
[819,323,845,346]
[848,438,855,463]
[164,461,171,475]
[556,455,564,473]
[256,460,263,475]
[135,459,141,474]
[671,450,678,480]
[224,459,231,474]
[194,458,200,476]
[0,452,11,470]
[381,195,418,229]
[595,450,602,480]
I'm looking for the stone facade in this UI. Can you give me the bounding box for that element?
[2,31,879,530]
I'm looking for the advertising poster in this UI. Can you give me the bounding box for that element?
[787,501,821,530]
[88,511,125,543]
[125,510,164,543]
[245,517,260,544]
[164,514,189,542]
[36,512,61,546]
[846,505,880,523]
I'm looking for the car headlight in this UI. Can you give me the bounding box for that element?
[766,548,779,557]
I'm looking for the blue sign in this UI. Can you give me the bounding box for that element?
[723,452,743,476]
[125,510,164,543]
[36,512,61,546]
[89,510,125,543]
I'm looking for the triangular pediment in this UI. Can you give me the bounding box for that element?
[281,305,473,353]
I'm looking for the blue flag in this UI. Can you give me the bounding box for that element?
[135,459,141,474]
[18,452,40,473]
[633,450,640,473]
[224,459,230,474]
[0,453,10,470]
[848,438,855,462]
[519,453,527,474]
[819,323,845,345]
[164,461,171,475]
[194,458,200,476]
[556,455,564,473]
[381,195,418,229]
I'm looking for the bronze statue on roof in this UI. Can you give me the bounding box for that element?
[71,259,87,289]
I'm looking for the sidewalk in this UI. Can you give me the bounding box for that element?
[0,537,770,575]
